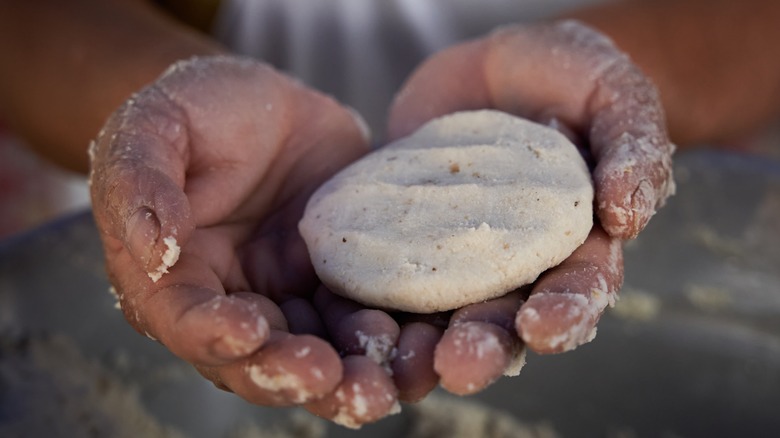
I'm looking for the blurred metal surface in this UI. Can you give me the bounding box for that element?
[1,148,779,437]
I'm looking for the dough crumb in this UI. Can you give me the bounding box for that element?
[503,348,527,377]
[148,236,181,282]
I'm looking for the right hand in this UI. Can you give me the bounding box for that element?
[89,56,407,426]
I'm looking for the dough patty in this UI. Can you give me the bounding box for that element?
[299,110,593,313]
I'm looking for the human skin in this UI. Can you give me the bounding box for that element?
[568,0,780,146]
[2,0,780,428]
[387,21,673,372]
[2,0,779,170]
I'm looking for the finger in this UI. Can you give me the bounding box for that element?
[485,21,675,239]
[138,286,272,366]
[588,56,676,239]
[279,298,329,338]
[516,225,623,354]
[210,331,343,406]
[149,57,370,225]
[305,355,400,429]
[194,364,232,392]
[109,238,286,366]
[90,84,194,282]
[390,322,443,402]
[314,287,400,366]
[434,293,524,395]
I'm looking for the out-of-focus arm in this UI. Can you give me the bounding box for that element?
[0,0,223,172]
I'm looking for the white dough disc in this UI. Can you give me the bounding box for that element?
[299,110,593,313]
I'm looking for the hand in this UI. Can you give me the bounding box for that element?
[384,20,674,394]
[89,56,401,425]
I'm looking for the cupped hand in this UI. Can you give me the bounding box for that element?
[384,20,675,395]
[89,56,400,426]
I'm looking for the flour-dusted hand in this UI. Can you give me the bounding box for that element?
[386,20,673,390]
[89,56,403,425]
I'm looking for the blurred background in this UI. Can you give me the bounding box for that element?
[0,123,89,240]
[1,0,780,437]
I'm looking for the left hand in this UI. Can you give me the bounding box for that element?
[380,20,674,395]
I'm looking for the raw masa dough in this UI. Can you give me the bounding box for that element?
[299,110,593,313]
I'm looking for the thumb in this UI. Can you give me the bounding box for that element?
[89,84,194,281]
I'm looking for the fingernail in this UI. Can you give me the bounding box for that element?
[126,207,160,269]
[629,180,655,235]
